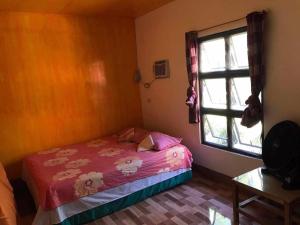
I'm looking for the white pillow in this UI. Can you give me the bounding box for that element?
[137,135,154,152]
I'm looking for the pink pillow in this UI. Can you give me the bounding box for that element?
[118,127,149,143]
[150,132,182,151]
[132,128,149,143]
[118,128,135,142]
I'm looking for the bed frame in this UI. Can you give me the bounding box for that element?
[56,170,192,225]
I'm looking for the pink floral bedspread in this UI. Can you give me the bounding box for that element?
[23,136,193,210]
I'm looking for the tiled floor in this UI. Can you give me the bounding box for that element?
[19,171,259,225]
[88,171,257,225]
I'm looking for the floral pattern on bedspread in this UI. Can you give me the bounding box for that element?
[23,136,193,210]
[98,147,123,157]
[65,159,91,169]
[115,157,143,176]
[74,172,104,197]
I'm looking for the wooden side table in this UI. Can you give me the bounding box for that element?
[233,167,300,225]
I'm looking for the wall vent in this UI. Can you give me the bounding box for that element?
[153,60,169,79]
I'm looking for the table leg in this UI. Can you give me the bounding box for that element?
[233,184,239,225]
[284,203,291,225]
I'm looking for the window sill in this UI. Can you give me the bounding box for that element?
[201,141,262,159]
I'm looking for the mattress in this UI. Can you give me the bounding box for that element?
[23,135,193,221]
[31,168,192,225]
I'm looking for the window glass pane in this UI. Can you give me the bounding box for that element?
[230,77,251,110]
[232,118,262,155]
[200,38,225,73]
[202,78,226,109]
[203,114,228,146]
[229,32,249,70]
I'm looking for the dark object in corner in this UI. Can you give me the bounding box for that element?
[10,179,36,217]
[262,120,300,190]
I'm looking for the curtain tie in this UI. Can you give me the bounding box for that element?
[241,95,262,128]
[185,86,197,107]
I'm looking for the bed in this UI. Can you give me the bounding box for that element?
[23,134,193,225]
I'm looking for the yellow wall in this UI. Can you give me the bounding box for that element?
[0,12,142,179]
[136,0,300,177]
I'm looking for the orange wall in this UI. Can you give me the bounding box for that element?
[0,12,142,179]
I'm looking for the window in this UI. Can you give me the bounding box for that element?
[198,27,262,158]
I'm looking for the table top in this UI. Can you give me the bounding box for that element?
[233,167,300,204]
